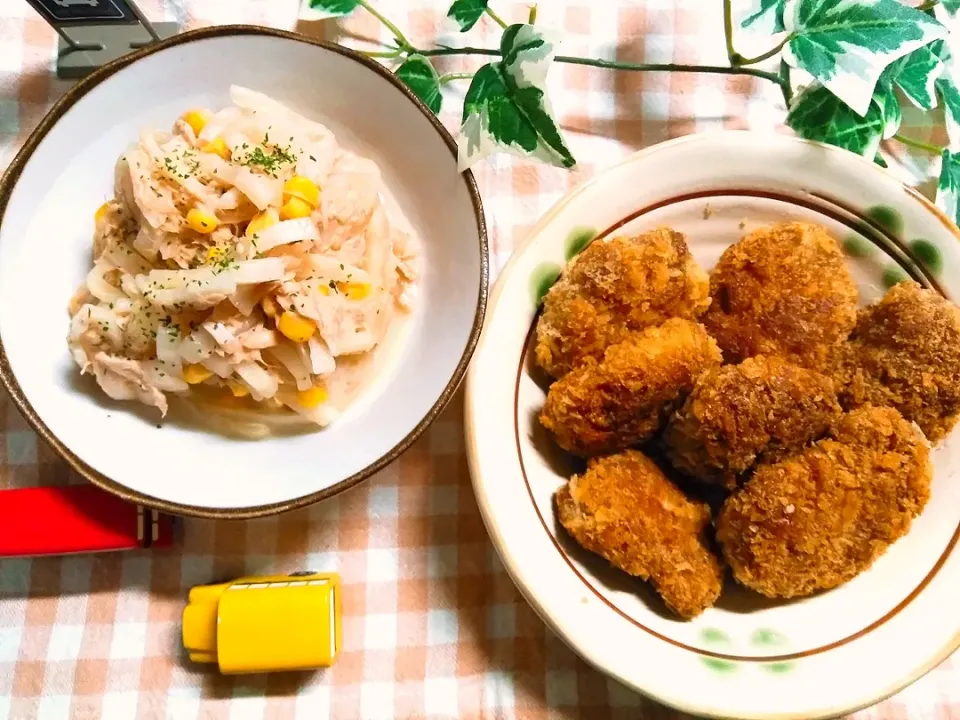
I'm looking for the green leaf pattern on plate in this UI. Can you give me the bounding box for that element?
[564,227,597,261]
[457,25,575,172]
[786,84,884,158]
[910,238,944,274]
[395,55,443,114]
[865,204,903,235]
[446,0,489,31]
[843,234,875,257]
[883,266,909,288]
[531,262,562,307]
[782,0,947,116]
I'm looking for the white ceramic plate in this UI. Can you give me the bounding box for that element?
[0,26,487,517]
[465,132,960,719]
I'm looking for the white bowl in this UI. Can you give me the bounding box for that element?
[465,132,960,719]
[0,26,487,518]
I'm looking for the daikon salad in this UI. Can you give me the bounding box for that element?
[68,86,419,431]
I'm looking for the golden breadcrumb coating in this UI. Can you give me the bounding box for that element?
[540,319,722,456]
[701,222,858,368]
[663,355,842,487]
[716,406,931,598]
[555,450,724,618]
[535,228,711,378]
[832,281,960,442]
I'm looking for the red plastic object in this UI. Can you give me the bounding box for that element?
[0,484,173,557]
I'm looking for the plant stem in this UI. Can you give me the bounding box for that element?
[439,71,475,84]
[917,0,939,10]
[779,59,793,107]
[356,0,412,50]
[893,133,944,154]
[486,6,509,29]
[415,46,785,87]
[528,4,537,24]
[722,0,741,65]
[362,48,403,58]
[736,36,793,66]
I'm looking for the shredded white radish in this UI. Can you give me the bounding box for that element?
[67,87,419,430]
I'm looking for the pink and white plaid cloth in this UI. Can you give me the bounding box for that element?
[1,1,957,718]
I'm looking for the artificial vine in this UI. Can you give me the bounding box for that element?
[302,0,960,225]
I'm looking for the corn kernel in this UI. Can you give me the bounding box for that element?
[182,110,209,136]
[277,311,317,343]
[283,176,320,208]
[227,380,250,397]
[186,207,219,234]
[246,209,279,238]
[94,202,110,223]
[183,363,214,384]
[261,296,279,318]
[200,137,231,160]
[297,385,329,409]
[279,196,314,220]
[341,282,372,300]
[205,246,223,263]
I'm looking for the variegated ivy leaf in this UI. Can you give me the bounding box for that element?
[447,0,488,31]
[887,44,944,110]
[301,0,359,20]
[873,70,901,140]
[457,24,575,171]
[742,0,787,32]
[940,0,960,17]
[395,55,443,114]
[932,39,960,149]
[786,83,884,159]
[937,150,960,226]
[782,0,947,117]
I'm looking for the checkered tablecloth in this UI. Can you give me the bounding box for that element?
[1,1,958,718]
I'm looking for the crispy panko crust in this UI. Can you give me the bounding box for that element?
[556,450,724,618]
[662,355,842,487]
[535,228,711,378]
[540,319,722,456]
[716,406,932,598]
[701,222,858,368]
[831,281,960,442]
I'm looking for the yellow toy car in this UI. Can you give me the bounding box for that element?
[182,571,341,674]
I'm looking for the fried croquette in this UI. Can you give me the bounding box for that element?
[540,319,722,456]
[535,228,711,378]
[716,406,932,598]
[833,281,960,442]
[662,355,842,487]
[555,450,724,618]
[701,222,858,368]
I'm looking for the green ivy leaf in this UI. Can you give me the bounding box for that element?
[394,55,443,114]
[447,0,488,31]
[742,0,787,32]
[782,0,947,116]
[874,69,902,139]
[302,0,360,19]
[786,83,884,158]
[886,44,944,110]
[941,0,960,16]
[937,149,960,226]
[457,25,575,171]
